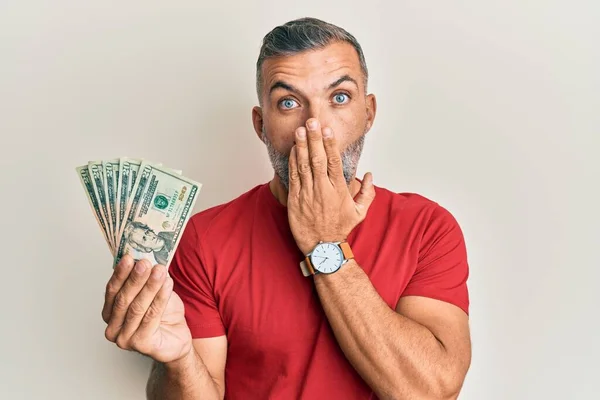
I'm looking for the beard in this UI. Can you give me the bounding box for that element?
[261,126,366,191]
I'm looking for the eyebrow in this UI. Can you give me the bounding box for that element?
[328,75,359,90]
[269,74,359,96]
[269,81,297,95]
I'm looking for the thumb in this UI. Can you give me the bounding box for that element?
[354,172,376,216]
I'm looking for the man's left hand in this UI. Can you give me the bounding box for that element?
[287,118,376,255]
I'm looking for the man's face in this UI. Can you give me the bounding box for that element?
[129,227,164,251]
[253,41,376,190]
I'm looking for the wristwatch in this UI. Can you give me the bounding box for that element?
[299,241,354,277]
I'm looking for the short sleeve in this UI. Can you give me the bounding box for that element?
[169,220,226,338]
[401,205,470,315]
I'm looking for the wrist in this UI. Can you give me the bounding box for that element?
[314,258,359,281]
[164,346,197,374]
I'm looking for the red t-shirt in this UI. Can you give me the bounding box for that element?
[169,182,469,399]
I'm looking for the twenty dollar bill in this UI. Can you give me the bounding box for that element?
[114,162,201,268]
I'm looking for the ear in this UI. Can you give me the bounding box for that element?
[365,93,377,133]
[252,106,265,142]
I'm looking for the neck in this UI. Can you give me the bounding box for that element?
[269,173,362,207]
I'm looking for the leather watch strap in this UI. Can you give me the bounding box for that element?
[339,241,354,260]
[300,260,313,277]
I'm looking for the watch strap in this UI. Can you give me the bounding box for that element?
[300,259,313,277]
[339,241,354,260]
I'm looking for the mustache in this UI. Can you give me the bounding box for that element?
[261,128,365,190]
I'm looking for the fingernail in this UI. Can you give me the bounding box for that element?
[307,120,318,130]
[297,127,306,139]
[134,261,146,274]
[323,127,333,138]
[152,268,164,280]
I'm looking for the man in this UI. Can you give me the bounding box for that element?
[101,17,471,399]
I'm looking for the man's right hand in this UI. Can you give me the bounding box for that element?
[102,255,193,364]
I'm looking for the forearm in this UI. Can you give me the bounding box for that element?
[314,260,460,400]
[146,348,223,400]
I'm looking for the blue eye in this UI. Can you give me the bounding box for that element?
[281,99,298,109]
[333,93,349,104]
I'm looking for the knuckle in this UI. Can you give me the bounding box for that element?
[289,170,300,181]
[327,155,342,168]
[128,300,147,317]
[145,302,161,320]
[105,281,118,298]
[123,313,136,327]
[113,292,129,311]
[310,156,325,170]
[298,162,311,174]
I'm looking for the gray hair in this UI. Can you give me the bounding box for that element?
[256,17,369,104]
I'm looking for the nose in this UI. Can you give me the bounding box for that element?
[305,102,332,130]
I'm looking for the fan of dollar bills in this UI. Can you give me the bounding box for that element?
[76,158,202,268]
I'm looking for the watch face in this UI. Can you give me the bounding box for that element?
[310,243,343,274]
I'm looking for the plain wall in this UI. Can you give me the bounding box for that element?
[1,1,598,399]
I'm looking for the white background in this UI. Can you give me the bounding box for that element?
[1,1,598,399]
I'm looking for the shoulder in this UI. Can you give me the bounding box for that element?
[186,183,266,241]
[374,185,456,220]
[372,185,465,243]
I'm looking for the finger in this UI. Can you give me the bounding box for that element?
[134,277,174,350]
[116,264,167,347]
[322,127,346,187]
[288,146,301,198]
[354,172,376,217]
[294,126,313,188]
[105,259,152,342]
[102,254,135,323]
[305,118,328,180]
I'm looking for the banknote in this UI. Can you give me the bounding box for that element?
[114,162,201,268]
[116,157,139,240]
[124,160,178,223]
[121,159,171,236]
[76,165,113,253]
[88,161,115,251]
[127,159,142,203]
[103,159,120,245]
